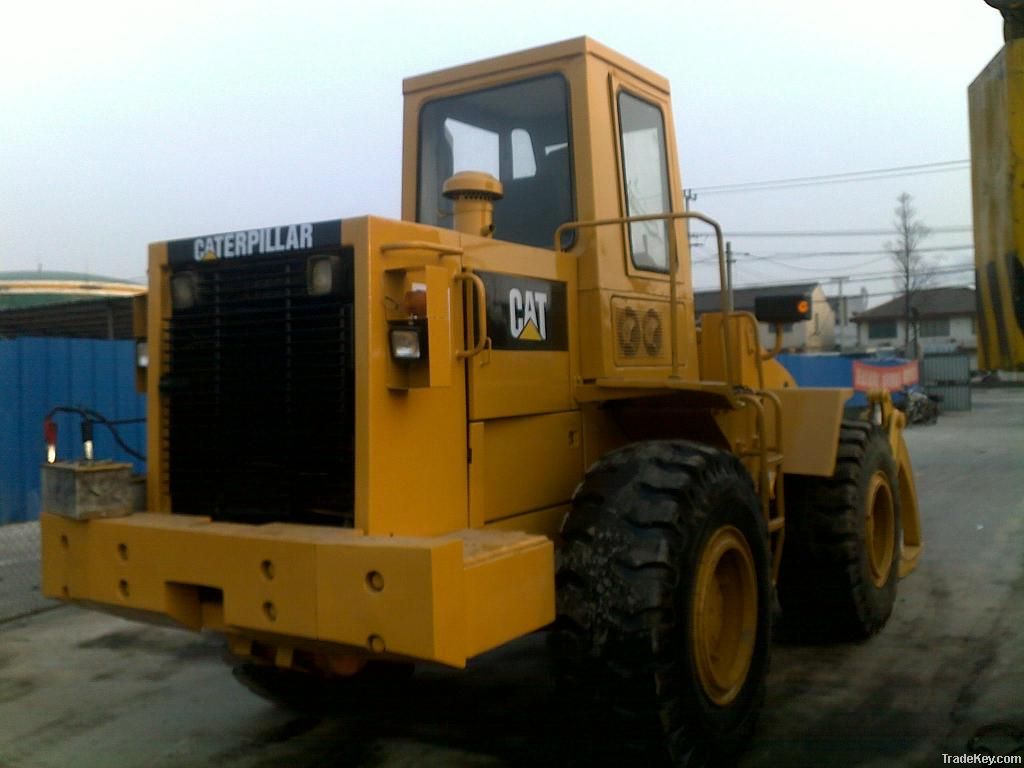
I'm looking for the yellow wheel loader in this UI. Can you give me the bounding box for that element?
[41,37,921,765]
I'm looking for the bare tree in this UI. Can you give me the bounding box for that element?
[886,192,933,357]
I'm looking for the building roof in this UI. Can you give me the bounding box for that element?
[693,283,819,315]
[853,286,976,322]
[0,271,144,310]
[0,270,128,282]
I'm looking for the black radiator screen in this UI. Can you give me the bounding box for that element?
[165,250,355,526]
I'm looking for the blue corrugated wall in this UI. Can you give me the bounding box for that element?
[777,354,855,388]
[776,354,914,408]
[0,338,146,524]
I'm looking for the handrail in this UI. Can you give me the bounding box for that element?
[761,390,784,461]
[453,271,489,359]
[736,312,766,391]
[553,211,733,387]
[380,240,464,257]
[759,388,786,582]
[736,393,771,523]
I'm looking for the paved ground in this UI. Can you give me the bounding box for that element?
[0,389,1021,767]
[0,522,51,623]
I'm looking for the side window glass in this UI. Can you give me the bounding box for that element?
[618,91,671,272]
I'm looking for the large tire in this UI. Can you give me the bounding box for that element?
[554,441,771,767]
[778,421,902,641]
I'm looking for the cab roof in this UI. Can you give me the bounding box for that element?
[402,36,670,96]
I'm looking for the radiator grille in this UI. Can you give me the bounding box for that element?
[164,250,355,526]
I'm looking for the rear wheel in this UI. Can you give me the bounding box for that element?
[555,441,771,766]
[778,421,902,640]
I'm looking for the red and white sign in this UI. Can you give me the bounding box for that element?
[852,360,919,392]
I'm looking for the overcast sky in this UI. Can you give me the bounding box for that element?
[0,1,1004,304]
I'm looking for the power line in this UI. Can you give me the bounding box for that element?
[753,244,974,259]
[701,262,976,291]
[778,262,972,283]
[693,245,975,271]
[749,254,894,272]
[696,262,974,280]
[688,159,970,195]
[736,248,973,273]
[695,226,973,238]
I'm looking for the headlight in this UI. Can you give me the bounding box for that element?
[390,324,426,360]
[171,273,198,310]
[307,255,340,296]
[136,340,149,368]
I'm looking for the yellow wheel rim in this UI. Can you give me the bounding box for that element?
[865,470,896,588]
[691,525,758,707]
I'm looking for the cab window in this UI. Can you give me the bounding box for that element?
[418,75,574,249]
[618,91,671,272]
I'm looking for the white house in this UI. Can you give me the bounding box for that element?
[852,287,978,368]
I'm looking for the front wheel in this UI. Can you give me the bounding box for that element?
[779,421,902,640]
[555,441,771,766]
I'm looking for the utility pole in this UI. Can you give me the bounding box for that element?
[831,276,849,353]
[725,241,734,312]
[683,188,699,249]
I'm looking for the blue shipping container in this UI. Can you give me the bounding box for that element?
[0,338,146,524]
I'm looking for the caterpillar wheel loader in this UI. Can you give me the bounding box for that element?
[41,37,922,766]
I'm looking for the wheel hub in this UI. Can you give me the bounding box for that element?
[866,470,896,587]
[691,525,757,706]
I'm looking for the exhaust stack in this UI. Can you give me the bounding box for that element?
[442,171,503,238]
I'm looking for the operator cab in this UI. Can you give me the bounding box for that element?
[402,38,683,266]
[402,37,698,383]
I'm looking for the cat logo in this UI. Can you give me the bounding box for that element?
[508,288,549,341]
[477,271,566,352]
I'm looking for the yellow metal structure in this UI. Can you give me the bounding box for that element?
[42,512,552,666]
[41,36,922,760]
[970,36,1024,370]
